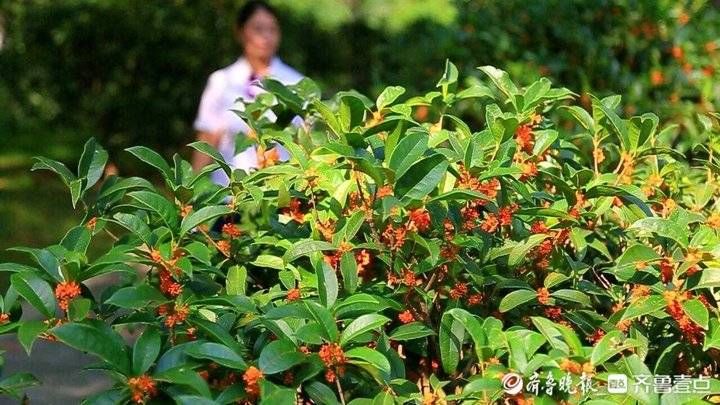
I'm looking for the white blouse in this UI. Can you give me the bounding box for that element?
[194,56,303,185]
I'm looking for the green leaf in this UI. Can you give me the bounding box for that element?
[591,330,637,366]
[0,373,40,396]
[259,339,305,374]
[52,320,131,373]
[621,295,665,321]
[250,255,285,270]
[302,301,339,342]
[30,156,76,186]
[10,272,57,318]
[105,284,167,309]
[7,247,62,282]
[18,320,49,354]
[704,319,720,351]
[77,137,108,191]
[69,178,83,208]
[389,322,434,341]
[127,190,180,231]
[499,289,536,313]
[314,258,338,308]
[592,95,629,150]
[339,252,358,294]
[284,240,335,263]
[97,176,153,200]
[125,146,173,181]
[628,217,688,248]
[68,298,92,321]
[187,141,232,176]
[133,326,161,375]
[339,314,390,347]
[180,205,233,236]
[346,347,391,377]
[376,86,405,110]
[551,289,591,307]
[226,265,247,296]
[561,105,595,133]
[154,367,211,398]
[388,131,429,178]
[395,153,448,203]
[682,299,709,330]
[478,66,518,102]
[508,234,548,266]
[111,212,152,245]
[439,311,464,374]
[185,342,246,369]
[304,381,340,405]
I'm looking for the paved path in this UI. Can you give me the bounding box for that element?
[0,335,111,404]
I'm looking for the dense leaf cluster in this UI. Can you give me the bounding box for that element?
[2,63,720,404]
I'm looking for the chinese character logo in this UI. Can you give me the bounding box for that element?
[502,373,524,395]
[607,374,628,394]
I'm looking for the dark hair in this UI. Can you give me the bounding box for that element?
[236,1,279,28]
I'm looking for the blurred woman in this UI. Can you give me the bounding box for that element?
[191,1,302,185]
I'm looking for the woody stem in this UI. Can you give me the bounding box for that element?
[335,374,346,405]
[198,226,230,258]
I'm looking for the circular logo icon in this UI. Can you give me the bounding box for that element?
[502,372,524,395]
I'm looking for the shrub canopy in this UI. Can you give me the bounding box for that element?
[1,63,720,404]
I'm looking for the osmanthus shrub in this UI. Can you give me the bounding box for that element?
[2,62,720,404]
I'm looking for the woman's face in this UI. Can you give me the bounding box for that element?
[238,9,280,62]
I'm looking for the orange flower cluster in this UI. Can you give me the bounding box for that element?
[587,328,606,345]
[536,287,550,305]
[468,293,484,306]
[355,249,372,278]
[128,375,157,404]
[559,359,594,375]
[55,281,82,311]
[158,303,189,328]
[619,152,635,184]
[159,269,182,297]
[663,290,704,345]
[221,223,241,238]
[317,219,336,241]
[707,213,720,229]
[242,366,263,399]
[457,165,500,199]
[389,269,417,287]
[179,204,193,218]
[0,313,9,324]
[323,241,353,269]
[515,125,534,153]
[85,217,98,231]
[659,257,674,284]
[544,306,563,321]
[630,284,651,302]
[480,204,518,234]
[518,161,538,182]
[398,310,415,324]
[642,173,663,197]
[319,343,347,383]
[407,208,431,232]
[650,70,664,86]
[381,223,408,251]
[530,221,549,234]
[216,240,231,257]
[281,198,305,223]
[449,282,468,300]
[286,288,301,302]
[376,184,394,198]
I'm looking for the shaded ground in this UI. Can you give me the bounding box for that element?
[0,335,111,404]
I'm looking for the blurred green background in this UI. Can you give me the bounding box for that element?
[1,0,718,262]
